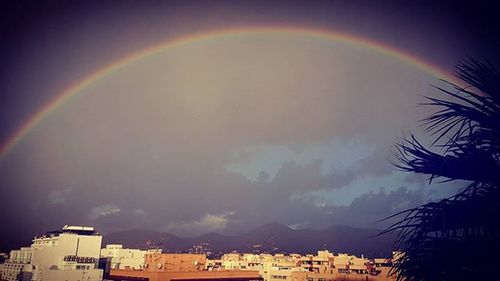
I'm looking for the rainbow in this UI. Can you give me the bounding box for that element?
[0,26,458,159]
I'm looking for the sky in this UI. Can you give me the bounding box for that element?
[0,0,498,251]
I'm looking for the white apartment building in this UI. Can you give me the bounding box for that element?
[1,247,34,281]
[1,225,103,281]
[100,244,148,270]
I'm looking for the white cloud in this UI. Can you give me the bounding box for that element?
[133,208,146,215]
[226,140,376,181]
[89,204,121,220]
[164,211,235,235]
[48,190,66,205]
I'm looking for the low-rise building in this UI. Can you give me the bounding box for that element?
[101,244,151,270]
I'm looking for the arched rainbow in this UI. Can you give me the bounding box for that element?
[0,26,458,159]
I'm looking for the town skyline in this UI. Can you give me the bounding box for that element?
[1,224,397,281]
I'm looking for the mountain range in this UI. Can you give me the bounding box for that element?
[103,223,397,258]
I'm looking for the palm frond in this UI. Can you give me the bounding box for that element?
[386,59,500,281]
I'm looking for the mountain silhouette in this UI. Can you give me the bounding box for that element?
[103,223,396,258]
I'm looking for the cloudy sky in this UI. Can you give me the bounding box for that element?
[0,0,498,250]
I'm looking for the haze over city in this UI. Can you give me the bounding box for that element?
[0,0,498,254]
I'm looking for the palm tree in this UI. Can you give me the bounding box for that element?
[385,59,500,281]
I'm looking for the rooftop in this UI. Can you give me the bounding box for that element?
[34,225,99,239]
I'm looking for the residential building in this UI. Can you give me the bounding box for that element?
[1,247,34,281]
[101,244,151,270]
[1,225,103,281]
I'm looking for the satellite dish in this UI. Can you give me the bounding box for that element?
[157,263,163,269]
[194,261,199,266]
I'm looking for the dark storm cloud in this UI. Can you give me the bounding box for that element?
[326,187,428,228]
[1,0,497,252]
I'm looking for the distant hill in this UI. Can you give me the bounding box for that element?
[103,223,397,258]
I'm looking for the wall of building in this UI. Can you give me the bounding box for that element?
[42,268,103,281]
[101,244,147,270]
[111,269,262,281]
[145,254,207,272]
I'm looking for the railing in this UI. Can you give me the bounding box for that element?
[63,255,97,263]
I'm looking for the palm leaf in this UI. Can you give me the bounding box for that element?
[386,59,500,281]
